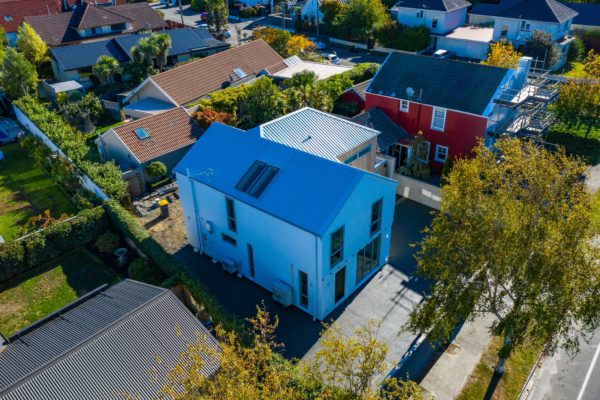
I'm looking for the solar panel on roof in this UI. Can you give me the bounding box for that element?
[134,127,150,139]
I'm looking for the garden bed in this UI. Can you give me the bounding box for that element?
[0,248,119,336]
[0,143,77,241]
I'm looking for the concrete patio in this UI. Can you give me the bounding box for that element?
[173,198,434,378]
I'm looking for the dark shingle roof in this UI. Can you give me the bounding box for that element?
[367,52,510,115]
[562,2,600,27]
[472,0,578,23]
[0,280,219,400]
[392,0,471,12]
[25,2,167,46]
[351,108,413,151]
[345,79,372,101]
[50,28,229,71]
[70,2,132,29]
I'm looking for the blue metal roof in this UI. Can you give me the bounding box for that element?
[175,123,392,236]
[50,28,228,71]
[259,107,379,162]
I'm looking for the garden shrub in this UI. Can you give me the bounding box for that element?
[95,231,120,254]
[128,258,166,285]
[104,200,244,335]
[146,161,167,178]
[0,241,26,281]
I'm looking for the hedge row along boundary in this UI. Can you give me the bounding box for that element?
[0,207,108,282]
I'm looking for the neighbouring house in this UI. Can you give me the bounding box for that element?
[175,122,397,320]
[122,39,288,118]
[49,28,229,86]
[339,79,372,114]
[24,2,167,47]
[0,280,220,400]
[468,0,578,69]
[253,107,380,173]
[390,0,471,35]
[40,80,85,105]
[365,52,531,172]
[562,2,600,31]
[0,0,62,46]
[270,56,352,81]
[96,107,202,198]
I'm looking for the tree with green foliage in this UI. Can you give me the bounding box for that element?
[16,22,49,66]
[93,55,120,85]
[240,78,285,128]
[207,0,228,34]
[254,27,292,57]
[523,30,560,69]
[0,26,8,49]
[152,33,172,71]
[146,161,167,178]
[482,40,521,69]
[0,48,38,99]
[320,0,348,23]
[406,139,600,379]
[60,93,104,124]
[334,0,391,42]
[399,132,430,179]
[286,74,333,112]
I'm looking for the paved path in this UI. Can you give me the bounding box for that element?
[528,331,600,400]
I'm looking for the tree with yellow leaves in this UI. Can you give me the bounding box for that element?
[288,35,316,56]
[16,23,49,66]
[482,40,521,70]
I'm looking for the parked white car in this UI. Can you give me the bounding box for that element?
[433,49,453,59]
[323,53,340,65]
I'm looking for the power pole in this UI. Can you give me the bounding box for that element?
[315,0,319,40]
[282,1,286,31]
[178,0,184,26]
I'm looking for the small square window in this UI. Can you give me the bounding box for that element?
[435,145,448,163]
[400,100,409,112]
[416,10,423,18]
[222,233,237,246]
[431,107,446,131]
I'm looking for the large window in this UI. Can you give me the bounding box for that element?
[225,197,236,232]
[400,99,409,112]
[344,144,372,165]
[435,145,448,163]
[370,199,382,236]
[431,107,446,131]
[356,236,381,283]
[330,227,344,267]
[299,271,308,308]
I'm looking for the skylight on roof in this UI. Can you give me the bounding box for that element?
[233,68,247,79]
[134,127,150,140]
[4,16,12,22]
[235,160,279,198]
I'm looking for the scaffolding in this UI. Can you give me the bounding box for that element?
[488,60,562,147]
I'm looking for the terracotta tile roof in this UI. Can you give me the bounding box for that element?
[0,0,62,33]
[150,39,288,106]
[24,2,166,46]
[111,107,202,163]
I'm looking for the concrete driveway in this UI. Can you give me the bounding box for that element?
[173,198,434,378]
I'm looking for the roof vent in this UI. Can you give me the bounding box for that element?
[302,135,312,143]
[406,87,415,98]
[134,127,150,140]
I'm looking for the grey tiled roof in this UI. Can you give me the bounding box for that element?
[351,108,413,151]
[346,79,372,101]
[367,53,510,116]
[392,0,471,12]
[0,280,220,400]
[259,107,379,162]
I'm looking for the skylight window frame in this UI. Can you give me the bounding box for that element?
[134,127,150,140]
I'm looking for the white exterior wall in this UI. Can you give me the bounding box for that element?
[177,173,323,318]
[492,17,570,44]
[394,7,467,35]
[96,129,140,171]
[51,60,81,82]
[127,79,175,106]
[435,36,491,59]
[317,176,397,319]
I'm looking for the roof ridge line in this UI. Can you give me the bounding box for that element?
[0,282,169,397]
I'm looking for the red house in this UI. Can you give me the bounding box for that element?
[339,79,371,115]
[365,53,530,172]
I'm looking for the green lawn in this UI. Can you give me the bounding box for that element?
[0,248,119,337]
[559,61,586,78]
[592,191,600,234]
[90,119,124,139]
[546,124,600,165]
[0,143,77,241]
[457,336,543,400]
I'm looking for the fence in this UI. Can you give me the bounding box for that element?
[329,37,414,55]
[394,173,441,210]
[13,105,109,201]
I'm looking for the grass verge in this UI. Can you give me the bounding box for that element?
[456,336,543,400]
[559,61,586,78]
[0,248,119,336]
[0,143,77,241]
[546,125,600,165]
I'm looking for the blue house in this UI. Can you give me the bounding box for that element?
[175,122,398,320]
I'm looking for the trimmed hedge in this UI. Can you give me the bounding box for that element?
[104,200,244,335]
[0,207,108,281]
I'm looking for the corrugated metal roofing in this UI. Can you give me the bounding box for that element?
[368,52,510,116]
[0,280,219,400]
[259,107,379,162]
[175,123,394,236]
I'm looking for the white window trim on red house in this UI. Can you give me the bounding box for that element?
[434,144,448,163]
[431,107,446,131]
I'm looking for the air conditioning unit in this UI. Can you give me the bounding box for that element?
[221,258,238,274]
[272,281,293,307]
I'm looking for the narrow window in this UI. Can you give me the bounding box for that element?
[370,199,383,236]
[416,141,431,163]
[431,107,446,131]
[435,145,449,163]
[356,236,381,283]
[501,25,508,37]
[299,271,308,308]
[432,18,438,29]
[400,99,409,112]
[221,233,237,246]
[247,244,255,278]
[225,197,236,232]
[330,227,344,267]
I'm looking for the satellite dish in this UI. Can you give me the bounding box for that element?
[406,87,415,98]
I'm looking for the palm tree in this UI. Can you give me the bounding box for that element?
[134,36,159,66]
[92,55,119,85]
[150,33,172,71]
